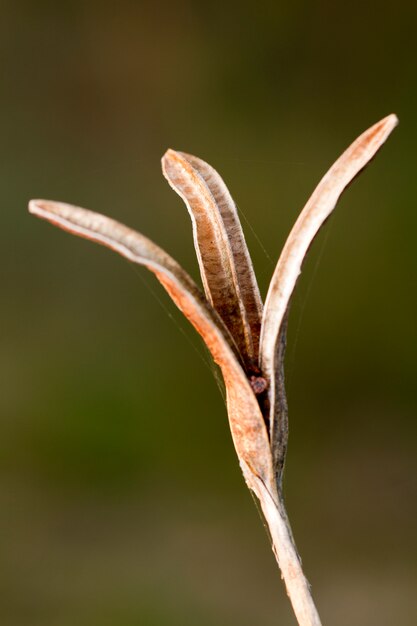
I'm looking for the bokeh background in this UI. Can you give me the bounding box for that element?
[1,1,416,624]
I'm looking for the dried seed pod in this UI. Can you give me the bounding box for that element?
[28,199,274,490]
[162,149,262,370]
[29,113,398,626]
[260,114,398,483]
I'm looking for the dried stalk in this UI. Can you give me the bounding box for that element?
[29,114,398,626]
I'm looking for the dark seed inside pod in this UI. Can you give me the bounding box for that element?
[249,375,268,395]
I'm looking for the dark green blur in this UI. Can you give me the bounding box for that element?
[1,1,416,624]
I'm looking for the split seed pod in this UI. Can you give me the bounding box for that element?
[29,114,398,626]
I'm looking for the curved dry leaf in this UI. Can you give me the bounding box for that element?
[29,199,274,488]
[260,114,398,479]
[162,149,262,370]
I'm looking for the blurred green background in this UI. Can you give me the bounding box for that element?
[1,1,416,624]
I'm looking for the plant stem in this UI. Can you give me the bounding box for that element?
[249,472,322,626]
